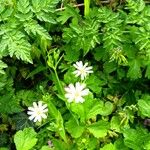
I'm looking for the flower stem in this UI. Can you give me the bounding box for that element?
[84,0,90,16]
[53,68,64,95]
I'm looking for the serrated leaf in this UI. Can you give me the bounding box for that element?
[123,127,150,150]
[17,0,30,13]
[31,0,58,23]
[65,117,85,138]
[24,20,51,40]
[57,5,80,24]
[0,31,32,63]
[0,94,22,114]
[87,120,110,138]
[0,60,7,74]
[14,127,37,150]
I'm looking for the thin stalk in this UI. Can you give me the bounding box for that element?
[53,68,64,95]
[84,0,90,16]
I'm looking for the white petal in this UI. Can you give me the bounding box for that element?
[29,115,35,121]
[41,113,47,119]
[28,107,35,111]
[75,96,85,103]
[83,62,88,68]
[37,116,42,122]
[42,104,47,110]
[42,108,48,113]
[38,101,43,108]
[33,102,38,108]
[67,98,74,103]
[76,61,83,68]
[34,117,38,122]
[27,111,35,115]
[81,89,89,96]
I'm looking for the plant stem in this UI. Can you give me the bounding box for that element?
[84,0,90,16]
[54,68,64,95]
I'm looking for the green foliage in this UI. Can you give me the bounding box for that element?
[87,120,110,138]
[138,95,150,117]
[14,127,37,150]
[123,127,150,150]
[1,0,150,149]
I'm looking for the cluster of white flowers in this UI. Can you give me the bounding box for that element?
[65,61,93,104]
[27,61,93,122]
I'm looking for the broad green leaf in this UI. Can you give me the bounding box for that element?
[123,127,150,150]
[100,143,116,150]
[40,146,52,150]
[14,127,37,150]
[86,74,102,94]
[69,102,85,123]
[87,120,110,138]
[98,101,114,116]
[110,116,121,133]
[52,139,67,150]
[138,97,150,117]
[65,117,85,138]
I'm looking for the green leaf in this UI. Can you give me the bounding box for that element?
[87,120,110,138]
[24,20,51,40]
[127,59,142,79]
[123,127,150,150]
[65,117,85,138]
[15,0,32,21]
[44,95,67,142]
[0,60,7,74]
[0,94,22,114]
[57,5,80,24]
[17,0,31,14]
[86,74,102,93]
[69,102,85,123]
[98,101,114,116]
[110,116,121,133]
[40,146,52,150]
[100,143,116,150]
[138,95,150,117]
[26,65,47,79]
[14,127,37,150]
[0,31,32,63]
[31,0,59,23]
[52,139,67,150]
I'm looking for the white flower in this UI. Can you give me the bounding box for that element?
[73,61,93,80]
[64,82,89,103]
[27,101,48,122]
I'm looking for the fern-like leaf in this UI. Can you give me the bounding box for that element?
[24,20,51,40]
[0,60,7,74]
[31,0,59,23]
[0,31,32,63]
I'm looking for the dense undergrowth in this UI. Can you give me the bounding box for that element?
[0,0,150,149]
